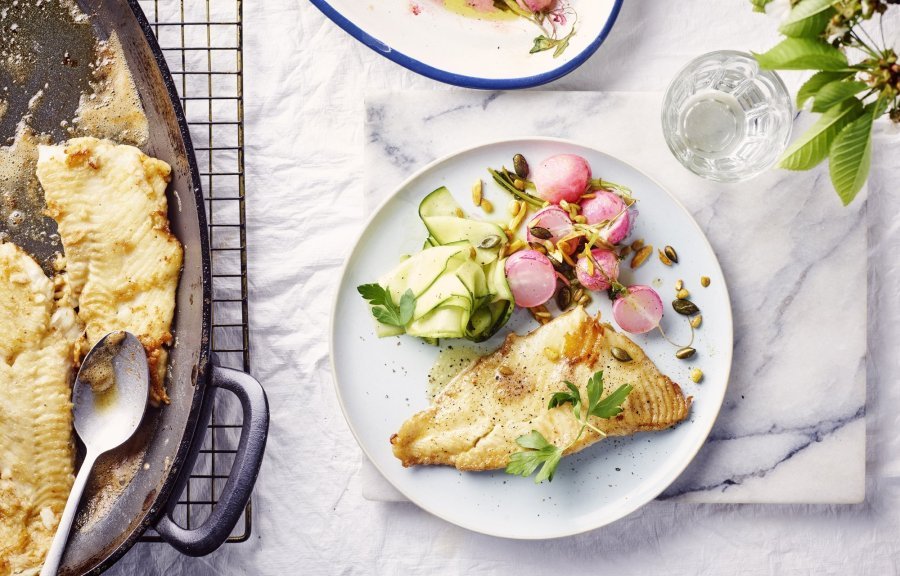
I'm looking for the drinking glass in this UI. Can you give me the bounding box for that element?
[661,50,793,182]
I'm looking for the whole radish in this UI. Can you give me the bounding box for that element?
[612,285,663,334]
[531,154,591,205]
[580,190,633,245]
[526,206,574,244]
[575,249,619,292]
[504,250,556,308]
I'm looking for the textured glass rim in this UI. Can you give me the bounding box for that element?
[661,50,794,183]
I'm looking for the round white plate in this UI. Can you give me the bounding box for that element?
[331,138,733,539]
[309,0,621,89]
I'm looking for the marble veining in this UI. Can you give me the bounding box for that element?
[361,90,866,504]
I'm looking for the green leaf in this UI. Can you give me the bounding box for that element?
[829,102,877,205]
[750,0,775,12]
[358,282,415,327]
[357,283,388,306]
[514,430,552,451]
[811,80,867,112]
[372,305,402,327]
[753,38,848,71]
[585,371,603,415]
[506,430,565,483]
[796,71,853,108]
[533,448,563,483]
[779,0,836,38]
[530,36,558,55]
[590,384,634,419]
[398,289,416,325]
[780,98,863,170]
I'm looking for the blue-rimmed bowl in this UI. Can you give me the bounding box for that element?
[309,0,622,89]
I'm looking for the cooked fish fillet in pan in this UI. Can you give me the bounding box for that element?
[36,137,182,405]
[0,242,80,576]
[392,306,691,471]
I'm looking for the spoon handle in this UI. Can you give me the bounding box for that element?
[40,451,98,576]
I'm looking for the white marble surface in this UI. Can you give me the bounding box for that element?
[359,90,866,504]
[104,0,900,574]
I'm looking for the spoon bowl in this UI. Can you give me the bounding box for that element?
[40,331,149,576]
[72,331,150,451]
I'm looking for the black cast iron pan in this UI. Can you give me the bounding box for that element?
[0,1,269,573]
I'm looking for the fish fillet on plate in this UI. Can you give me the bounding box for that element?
[391,307,691,471]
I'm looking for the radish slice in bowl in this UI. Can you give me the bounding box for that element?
[612,285,663,334]
[526,206,574,244]
[504,250,556,308]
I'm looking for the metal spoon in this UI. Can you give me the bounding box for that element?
[40,331,149,576]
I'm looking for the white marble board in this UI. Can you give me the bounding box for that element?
[359,90,865,504]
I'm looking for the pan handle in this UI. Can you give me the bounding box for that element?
[155,364,269,556]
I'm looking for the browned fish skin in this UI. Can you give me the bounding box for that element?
[391,307,691,471]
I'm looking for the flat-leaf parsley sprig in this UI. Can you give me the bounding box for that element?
[357,284,416,328]
[505,371,633,483]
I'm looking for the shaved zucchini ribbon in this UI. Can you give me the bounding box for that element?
[366,187,515,343]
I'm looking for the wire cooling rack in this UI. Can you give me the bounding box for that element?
[137,0,251,543]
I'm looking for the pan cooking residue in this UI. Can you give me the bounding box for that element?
[1,0,148,274]
[1,0,154,531]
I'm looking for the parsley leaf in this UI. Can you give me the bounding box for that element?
[505,431,564,483]
[357,284,416,327]
[506,370,633,483]
[591,383,634,419]
[548,380,581,418]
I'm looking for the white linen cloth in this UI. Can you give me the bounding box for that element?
[106,0,900,574]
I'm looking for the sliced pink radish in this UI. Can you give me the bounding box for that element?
[612,285,663,334]
[580,190,633,245]
[526,206,574,244]
[531,154,591,205]
[575,249,620,292]
[504,250,556,308]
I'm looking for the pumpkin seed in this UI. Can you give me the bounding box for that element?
[479,235,502,249]
[543,347,560,362]
[676,288,690,300]
[664,245,679,263]
[577,293,593,307]
[513,178,526,191]
[547,254,571,273]
[631,245,653,269]
[555,285,573,310]
[530,242,548,255]
[481,198,494,214]
[530,226,553,240]
[573,215,587,224]
[690,368,704,383]
[513,154,529,178]
[611,347,633,362]
[508,200,520,216]
[658,249,673,266]
[700,276,711,287]
[454,208,465,218]
[472,179,483,206]
[675,346,696,360]
[675,279,684,291]
[499,365,513,376]
[691,315,703,328]
[631,238,645,251]
[619,245,632,259]
[673,299,700,316]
